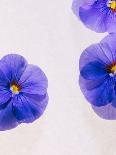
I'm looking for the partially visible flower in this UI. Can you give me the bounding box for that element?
[72,0,116,33]
[79,34,116,119]
[0,54,48,131]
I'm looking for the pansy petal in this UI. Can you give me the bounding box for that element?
[100,34,116,62]
[106,14,116,33]
[79,75,114,106]
[111,96,116,107]
[0,69,10,87]
[72,0,98,20]
[79,43,111,71]
[0,101,18,131]
[19,64,48,95]
[92,104,116,120]
[80,61,107,80]
[0,54,27,82]
[72,0,85,18]
[72,0,98,18]
[0,89,12,109]
[79,1,107,32]
[23,93,48,121]
[12,93,48,123]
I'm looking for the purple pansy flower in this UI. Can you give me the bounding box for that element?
[72,0,116,33]
[0,54,48,130]
[79,34,116,119]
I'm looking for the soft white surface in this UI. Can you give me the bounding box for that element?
[0,0,115,155]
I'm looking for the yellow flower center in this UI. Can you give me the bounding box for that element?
[11,84,20,94]
[109,1,116,11]
[111,65,116,73]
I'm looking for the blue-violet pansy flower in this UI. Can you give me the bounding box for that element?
[79,34,116,119]
[0,54,48,130]
[72,0,116,33]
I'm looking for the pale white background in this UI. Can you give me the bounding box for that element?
[0,0,115,155]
